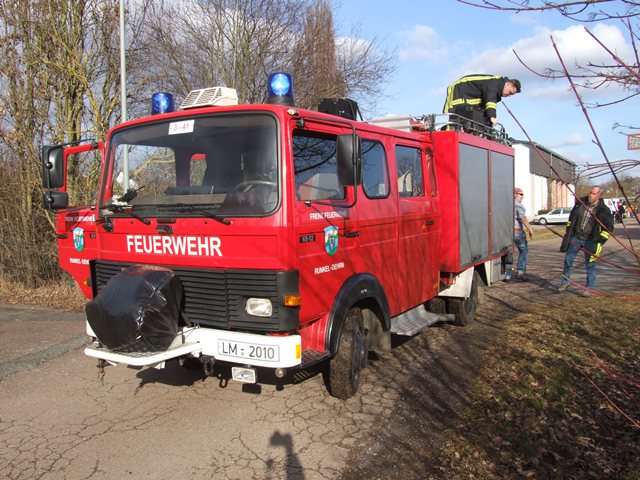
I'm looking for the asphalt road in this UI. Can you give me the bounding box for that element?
[1,221,638,480]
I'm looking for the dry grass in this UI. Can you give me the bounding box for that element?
[426,294,640,479]
[530,224,566,242]
[0,277,87,311]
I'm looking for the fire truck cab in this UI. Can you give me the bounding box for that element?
[42,74,514,399]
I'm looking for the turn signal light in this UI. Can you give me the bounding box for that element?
[283,295,301,307]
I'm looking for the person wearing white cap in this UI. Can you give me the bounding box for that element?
[505,187,534,281]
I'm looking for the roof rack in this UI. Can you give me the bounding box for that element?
[368,113,513,146]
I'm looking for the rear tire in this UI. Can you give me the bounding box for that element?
[326,307,367,400]
[425,297,446,314]
[447,271,479,326]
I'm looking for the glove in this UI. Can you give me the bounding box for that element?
[590,242,602,263]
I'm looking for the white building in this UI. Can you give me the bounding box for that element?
[513,141,576,219]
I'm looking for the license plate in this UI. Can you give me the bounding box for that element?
[218,339,280,363]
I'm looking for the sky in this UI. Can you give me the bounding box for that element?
[333,0,639,179]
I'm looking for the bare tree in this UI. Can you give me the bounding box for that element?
[142,0,395,113]
[0,0,154,286]
[335,26,396,116]
[290,1,346,108]
[143,0,305,104]
[0,1,58,285]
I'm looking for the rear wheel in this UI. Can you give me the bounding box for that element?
[425,297,446,314]
[447,271,479,326]
[326,307,368,400]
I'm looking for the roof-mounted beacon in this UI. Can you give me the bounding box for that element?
[266,72,295,107]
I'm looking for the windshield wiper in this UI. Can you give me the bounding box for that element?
[118,186,143,203]
[175,203,231,225]
[103,203,151,225]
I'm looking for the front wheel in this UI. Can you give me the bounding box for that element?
[325,308,368,400]
[539,218,548,225]
[447,271,479,326]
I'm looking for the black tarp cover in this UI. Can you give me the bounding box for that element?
[86,265,183,352]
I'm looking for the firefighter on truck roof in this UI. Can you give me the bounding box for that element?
[443,74,521,127]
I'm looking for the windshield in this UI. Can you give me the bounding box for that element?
[101,112,279,217]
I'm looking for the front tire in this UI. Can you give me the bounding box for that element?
[325,307,368,400]
[447,271,479,326]
[539,218,548,225]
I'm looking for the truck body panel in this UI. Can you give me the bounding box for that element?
[432,131,514,272]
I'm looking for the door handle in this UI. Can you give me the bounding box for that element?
[425,219,435,226]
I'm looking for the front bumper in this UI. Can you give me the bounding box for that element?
[85,326,302,369]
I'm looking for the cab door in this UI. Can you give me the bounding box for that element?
[291,126,359,334]
[395,143,438,313]
[354,138,399,311]
[52,143,103,299]
[56,207,99,298]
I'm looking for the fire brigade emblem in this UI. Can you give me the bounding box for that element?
[72,227,85,252]
[324,226,338,256]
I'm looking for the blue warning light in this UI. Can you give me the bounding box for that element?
[267,72,294,106]
[151,92,175,114]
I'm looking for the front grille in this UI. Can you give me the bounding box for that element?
[92,260,298,332]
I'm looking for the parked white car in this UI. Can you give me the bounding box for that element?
[532,207,571,225]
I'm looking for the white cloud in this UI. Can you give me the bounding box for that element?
[548,133,588,148]
[566,150,598,164]
[336,35,373,58]
[456,23,634,84]
[509,11,542,27]
[526,84,572,100]
[398,25,449,61]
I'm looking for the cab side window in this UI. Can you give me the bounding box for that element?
[396,145,423,197]
[361,140,389,199]
[293,131,345,201]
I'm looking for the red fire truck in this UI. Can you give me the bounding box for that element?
[42,73,514,399]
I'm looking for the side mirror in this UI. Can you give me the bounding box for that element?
[336,133,361,186]
[41,145,65,189]
[42,191,69,210]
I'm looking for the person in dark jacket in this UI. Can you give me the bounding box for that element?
[557,186,614,296]
[443,74,521,126]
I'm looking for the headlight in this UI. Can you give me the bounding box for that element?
[246,298,273,317]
